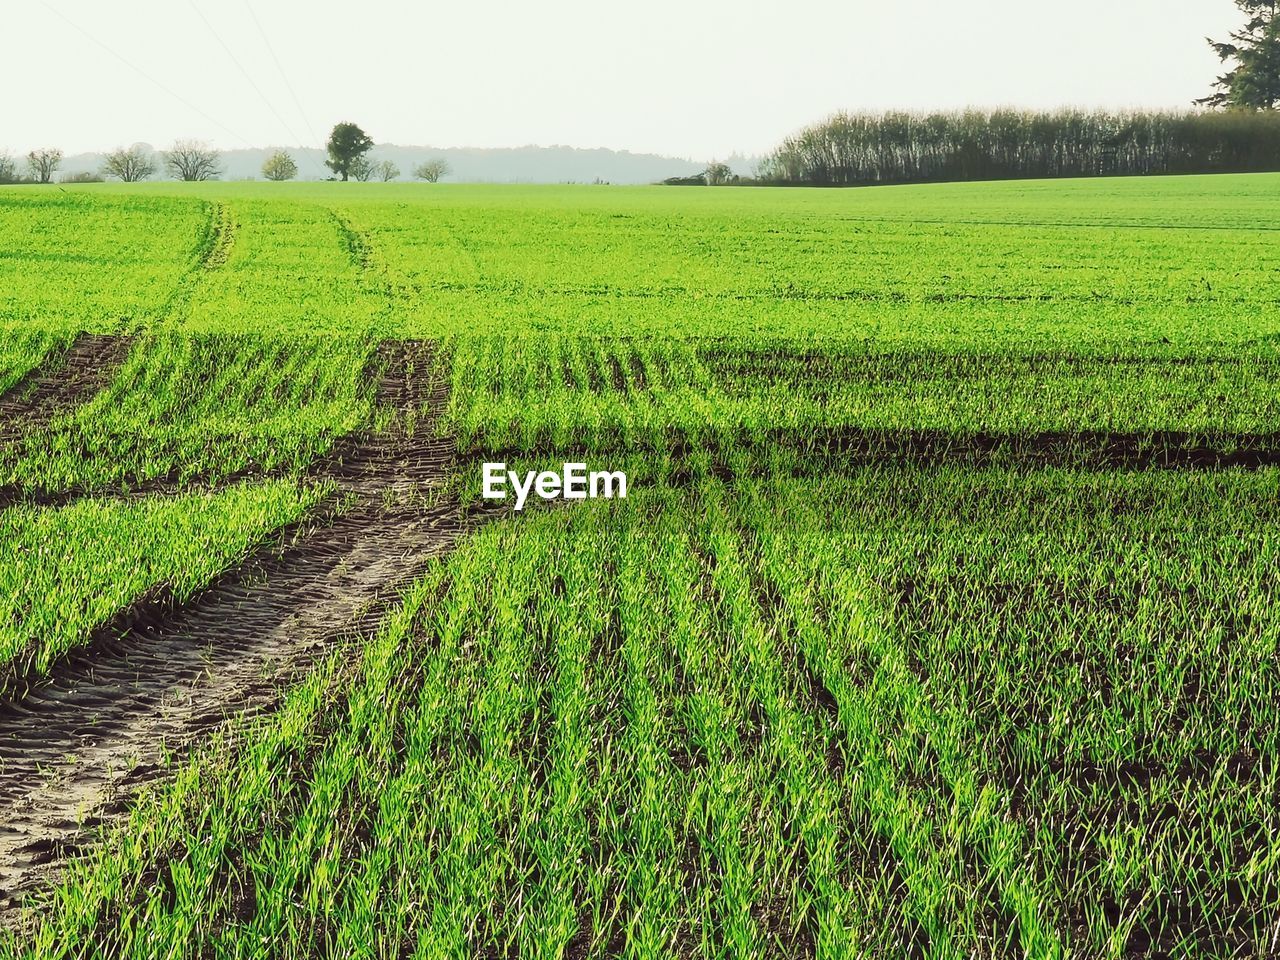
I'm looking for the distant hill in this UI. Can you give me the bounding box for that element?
[57,143,760,185]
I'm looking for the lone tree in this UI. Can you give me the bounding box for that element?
[1199,0,1280,108]
[165,140,222,181]
[101,145,157,182]
[412,158,450,182]
[375,159,399,182]
[325,122,373,181]
[26,148,63,183]
[262,149,298,181]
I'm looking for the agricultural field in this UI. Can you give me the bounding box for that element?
[0,174,1277,958]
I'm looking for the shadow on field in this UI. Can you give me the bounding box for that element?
[469,426,1280,474]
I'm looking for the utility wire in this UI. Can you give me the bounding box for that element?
[240,1,327,177]
[38,0,255,148]
[242,1,322,146]
[186,0,307,149]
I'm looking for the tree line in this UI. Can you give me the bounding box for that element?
[0,123,451,185]
[754,2,1280,188]
[0,141,232,185]
[756,108,1280,186]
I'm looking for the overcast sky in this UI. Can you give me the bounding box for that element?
[2,0,1241,160]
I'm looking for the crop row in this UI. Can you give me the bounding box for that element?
[0,191,211,333]
[0,331,375,495]
[7,179,1280,349]
[0,330,71,399]
[0,478,324,685]
[13,460,1277,958]
[444,334,1280,456]
[317,179,1280,346]
[9,326,1277,506]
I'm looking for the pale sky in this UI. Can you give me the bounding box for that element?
[3,0,1242,160]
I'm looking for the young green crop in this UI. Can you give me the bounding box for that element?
[180,198,392,335]
[0,328,71,399]
[0,331,375,493]
[0,478,325,683]
[1,175,1279,958]
[14,175,1280,345]
[12,462,1278,957]
[443,334,1280,456]
[304,177,1280,345]
[0,191,212,333]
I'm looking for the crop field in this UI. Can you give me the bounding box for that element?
[0,174,1277,959]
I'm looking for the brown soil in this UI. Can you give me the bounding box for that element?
[474,426,1280,473]
[0,334,131,442]
[0,340,475,921]
[0,337,451,509]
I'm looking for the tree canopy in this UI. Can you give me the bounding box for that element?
[325,123,374,181]
[262,150,299,182]
[1199,0,1280,109]
[26,148,62,184]
[412,158,450,183]
[761,109,1280,186]
[165,141,222,181]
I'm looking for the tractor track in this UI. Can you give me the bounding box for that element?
[0,335,449,512]
[0,340,474,920]
[0,334,131,444]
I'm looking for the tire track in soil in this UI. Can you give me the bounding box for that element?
[0,196,233,447]
[0,340,471,920]
[199,201,236,272]
[0,334,132,444]
[0,200,234,508]
[0,335,413,512]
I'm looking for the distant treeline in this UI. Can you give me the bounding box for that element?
[759,109,1280,186]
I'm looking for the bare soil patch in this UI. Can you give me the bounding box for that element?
[0,334,131,443]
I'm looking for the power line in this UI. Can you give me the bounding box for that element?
[186,0,307,149]
[37,0,255,149]
[240,1,327,177]
[242,2,321,145]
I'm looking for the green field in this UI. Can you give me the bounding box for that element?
[0,175,1277,959]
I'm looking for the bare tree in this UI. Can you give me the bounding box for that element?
[262,149,298,181]
[412,158,450,182]
[375,159,399,182]
[349,155,375,182]
[0,152,18,183]
[101,145,158,183]
[26,148,63,183]
[762,108,1280,186]
[164,140,223,181]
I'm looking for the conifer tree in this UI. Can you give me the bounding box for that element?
[1199,1,1280,109]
